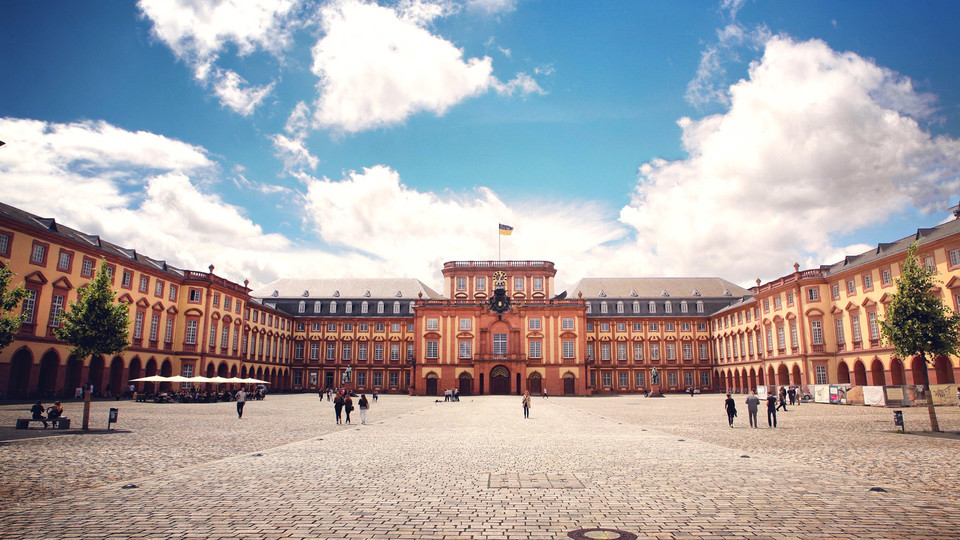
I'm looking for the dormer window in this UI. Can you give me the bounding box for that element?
[395,291,403,297]
[271,290,278,297]
[302,290,309,297]
[660,290,669,297]
[649,301,656,314]
[333,290,340,297]
[723,289,732,296]
[630,290,638,297]
[598,290,606,298]
[364,290,371,297]
[692,289,701,297]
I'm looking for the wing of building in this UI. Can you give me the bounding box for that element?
[0,199,958,399]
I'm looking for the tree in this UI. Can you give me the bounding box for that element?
[0,265,29,352]
[55,259,130,429]
[880,242,960,432]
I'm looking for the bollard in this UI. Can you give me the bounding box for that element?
[893,410,904,433]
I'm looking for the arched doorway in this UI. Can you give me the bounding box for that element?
[792,365,802,386]
[870,358,886,386]
[88,355,105,393]
[144,358,158,393]
[563,372,576,395]
[109,356,124,397]
[837,361,850,384]
[490,366,510,395]
[425,372,438,396]
[7,348,33,398]
[160,359,173,392]
[853,361,867,386]
[65,355,84,394]
[37,351,60,398]
[748,368,757,392]
[128,357,142,392]
[910,356,926,386]
[777,364,789,385]
[933,356,955,384]
[458,372,473,396]
[528,372,542,395]
[889,357,905,385]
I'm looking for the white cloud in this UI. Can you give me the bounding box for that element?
[493,72,544,96]
[211,69,275,116]
[309,0,539,133]
[301,165,626,287]
[686,23,771,107]
[138,0,296,114]
[466,0,518,15]
[621,36,960,284]
[271,133,320,172]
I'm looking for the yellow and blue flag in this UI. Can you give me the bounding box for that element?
[498,223,513,236]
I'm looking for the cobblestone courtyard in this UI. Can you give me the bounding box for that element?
[0,393,958,539]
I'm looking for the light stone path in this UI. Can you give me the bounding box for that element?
[0,393,959,539]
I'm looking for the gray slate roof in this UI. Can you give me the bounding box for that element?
[823,217,960,276]
[563,277,752,300]
[250,278,444,300]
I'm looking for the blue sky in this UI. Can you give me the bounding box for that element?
[2,0,959,291]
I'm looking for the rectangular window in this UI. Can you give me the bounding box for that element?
[358,323,368,332]
[208,322,217,348]
[57,251,72,271]
[295,342,304,360]
[459,341,472,358]
[851,315,862,342]
[815,365,828,385]
[493,333,507,355]
[121,271,133,288]
[310,343,320,360]
[529,318,541,330]
[763,299,770,312]
[221,324,230,349]
[49,294,64,328]
[700,372,710,387]
[134,311,144,340]
[476,277,485,290]
[600,323,610,332]
[561,318,574,330]
[562,341,574,359]
[600,343,611,361]
[148,314,160,342]
[338,343,350,362]
[863,274,873,290]
[664,323,674,332]
[684,372,694,387]
[666,343,676,360]
[790,322,798,349]
[649,322,658,331]
[30,242,47,265]
[601,372,611,387]
[533,277,543,291]
[634,343,644,361]
[185,320,198,344]
[165,318,174,343]
[881,269,892,285]
[168,284,178,302]
[327,323,337,332]
[811,320,824,345]
[774,296,782,309]
[776,325,785,350]
[375,322,384,332]
[426,341,438,359]
[514,277,523,291]
[0,232,9,256]
[835,317,845,344]
[765,327,773,352]
[831,284,840,300]
[357,372,366,387]
[390,344,400,361]
[699,342,709,360]
[618,372,628,388]
[950,249,960,268]
[325,342,336,361]
[868,311,879,340]
[391,323,400,332]
[682,343,692,360]
[668,372,678,387]
[373,372,383,387]
[460,318,472,330]
[529,341,541,358]
[924,256,936,272]
[807,288,819,301]
[697,322,706,331]
[456,276,466,291]
[426,318,439,330]
[389,372,399,387]
[650,343,660,360]
[847,280,856,295]
[81,257,95,277]
[139,276,149,293]
[632,322,642,332]
[374,343,384,361]
[786,293,794,306]
[635,372,645,387]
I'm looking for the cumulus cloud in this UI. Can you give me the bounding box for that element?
[138,0,296,114]
[271,133,320,172]
[309,0,539,133]
[686,22,771,107]
[301,165,626,286]
[620,36,960,284]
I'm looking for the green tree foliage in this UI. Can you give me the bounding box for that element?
[880,242,960,432]
[55,259,130,362]
[0,265,29,352]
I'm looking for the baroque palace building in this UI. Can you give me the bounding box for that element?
[0,199,958,398]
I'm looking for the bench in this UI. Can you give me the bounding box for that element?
[15,417,71,430]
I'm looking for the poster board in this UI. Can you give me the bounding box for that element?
[862,386,886,406]
[814,384,830,403]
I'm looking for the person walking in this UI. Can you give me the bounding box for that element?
[358,394,369,425]
[724,394,737,427]
[745,391,760,428]
[766,392,778,428]
[344,393,354,424]
[776,387,788,411]
[235,387,247,419]
[333,392,344,424]
[522,391,531,419]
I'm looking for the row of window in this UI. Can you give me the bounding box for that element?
[589,341,709,362]
[297,299,413,315]
[587,300,705,315]
[454,275,545,292]
[294,341,414,362]
[592,370,711,389]
[295,322,415,333]
[292,370,405,388]
[587,321,707,333]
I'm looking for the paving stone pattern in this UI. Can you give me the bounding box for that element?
[0,393,958,539]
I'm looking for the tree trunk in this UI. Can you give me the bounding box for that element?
[919,353,941,432]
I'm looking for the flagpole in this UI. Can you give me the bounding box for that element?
[498,227,501,262]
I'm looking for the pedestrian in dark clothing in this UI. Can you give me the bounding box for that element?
[235,388,247,418]
[776,387,788,411]
[724,394,737,427]
[344,394,354,424]
[745,391,760,428]
[334,393,344,424]
[787,387,796,405]
[31,401,48,428]
[766,393,778,427]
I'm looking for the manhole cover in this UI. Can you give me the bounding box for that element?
[488,472,584,489]
[568,528,637,540]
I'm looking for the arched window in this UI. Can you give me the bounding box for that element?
[616,301,624,314]
[361,301,368,314]
[648,301,656,314]
[377,301,384,314]
[298,301,305,313]
[346,301,353,314]
[330,301,337,313]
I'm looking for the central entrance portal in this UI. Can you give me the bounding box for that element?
[489,366,510,395]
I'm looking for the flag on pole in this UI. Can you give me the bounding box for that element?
[498,223,513,236]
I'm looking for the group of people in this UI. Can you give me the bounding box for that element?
[29,400,64,428]
[328,389,370,425]
[725,387,796,428]
[136,387,265,404]
[443,388,460,401]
